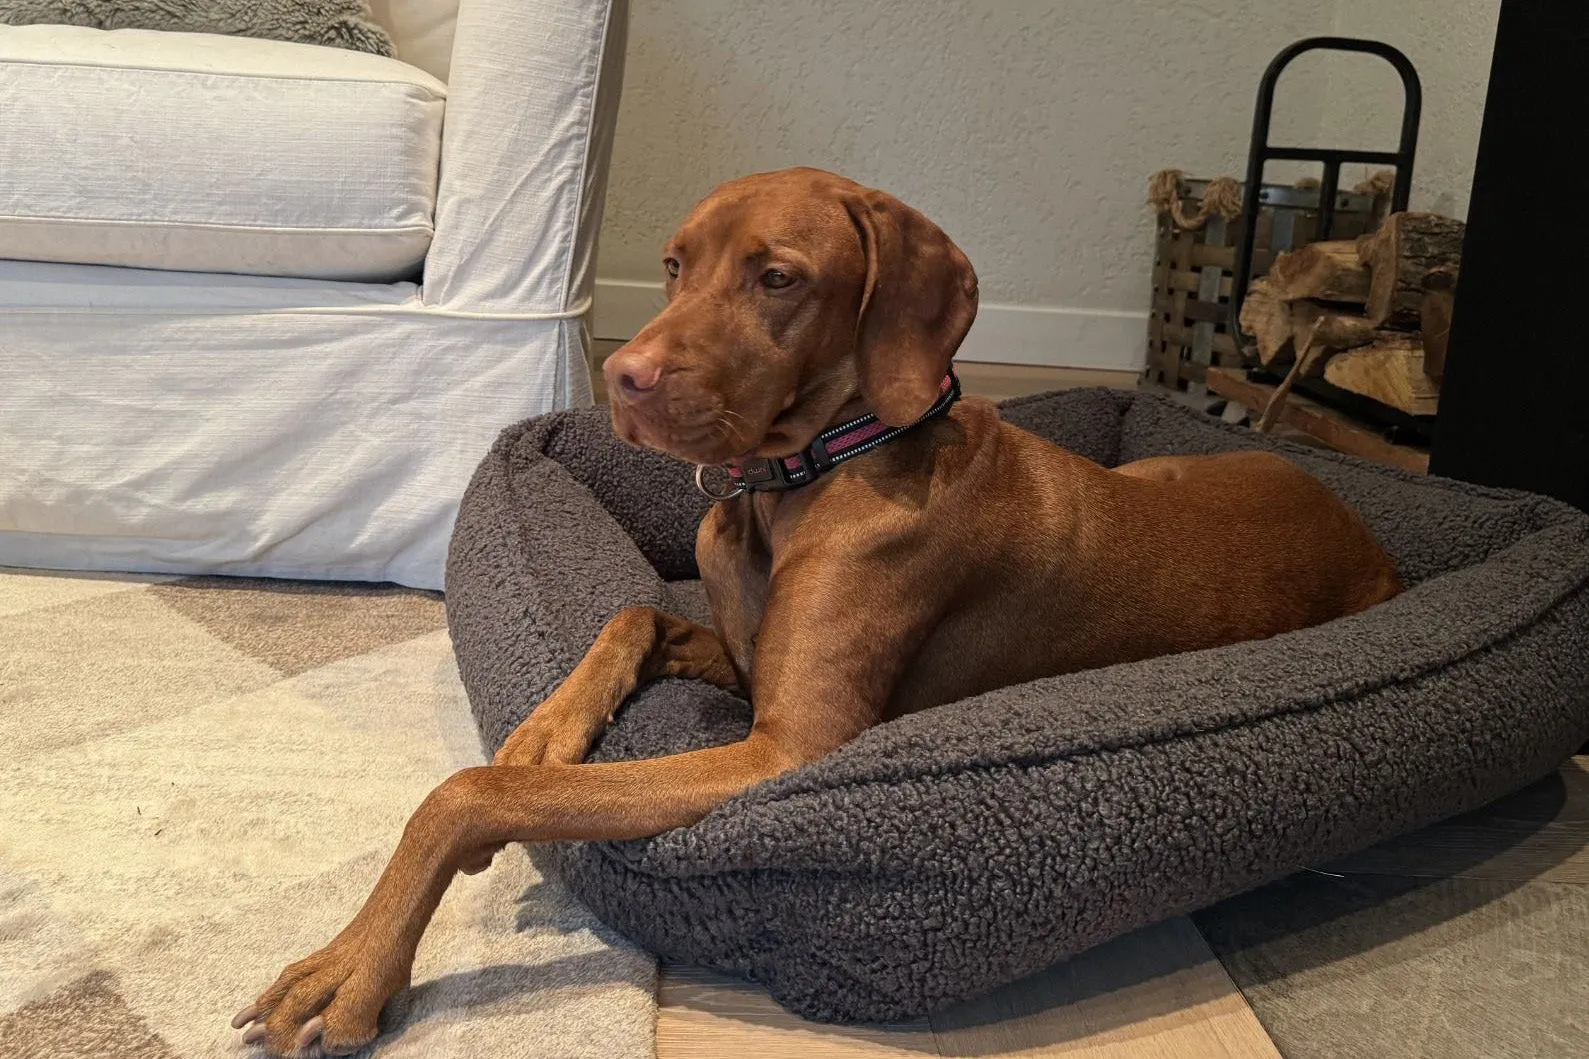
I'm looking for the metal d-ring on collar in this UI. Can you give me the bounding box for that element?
[694,463,748,501]
[692,370,961,502]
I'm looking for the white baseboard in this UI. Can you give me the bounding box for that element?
[956,302,1149,371]
[592,279,1148,372]
[591,279,669,342]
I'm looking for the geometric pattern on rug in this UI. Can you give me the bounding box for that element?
[149,577,455,677]
[0,971,183,1059]
[0,568,656,1059]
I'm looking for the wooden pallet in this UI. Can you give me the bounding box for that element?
[1205,367,1429,473]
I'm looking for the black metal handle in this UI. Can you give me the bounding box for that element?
[1229,37,1422,339]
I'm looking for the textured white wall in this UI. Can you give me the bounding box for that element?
[593,1,1497,367]
[1320,0,1498,219]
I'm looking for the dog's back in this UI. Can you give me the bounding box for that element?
[820,398,1402,717]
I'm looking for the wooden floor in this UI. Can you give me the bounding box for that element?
[1196,755,1589,1059]
[654,756,1589,1058]
[657,916,1281,1058]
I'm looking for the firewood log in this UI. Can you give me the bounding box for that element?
[1322,334,1440,416]
[1255,316,1332,433]
[1420,265,1459,380]
[1266,240,1371,303]
[1289,301,1379,351]
[1240,278,1295,367]
[1356,213,1466,329]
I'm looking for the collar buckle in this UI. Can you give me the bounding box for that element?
[783,448,818,484]
[807,436,835,472]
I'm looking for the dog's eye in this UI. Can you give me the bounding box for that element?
[761,269,793,289]
[664,258,680,279]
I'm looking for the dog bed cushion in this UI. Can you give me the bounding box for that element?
[445,388,1589,1022]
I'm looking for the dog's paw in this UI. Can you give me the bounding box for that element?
[493,705,606,767]
[233,937,405,1057]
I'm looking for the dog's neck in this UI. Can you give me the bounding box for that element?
[696,371,961,500]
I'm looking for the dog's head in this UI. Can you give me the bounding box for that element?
[604,167,978,464]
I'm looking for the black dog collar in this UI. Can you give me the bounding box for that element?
[694,370,961,501]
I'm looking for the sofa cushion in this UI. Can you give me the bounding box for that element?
[0,25,445,281]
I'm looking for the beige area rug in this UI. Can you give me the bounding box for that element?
[0,569,656,1058]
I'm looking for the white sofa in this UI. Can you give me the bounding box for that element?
[0,0,627,589]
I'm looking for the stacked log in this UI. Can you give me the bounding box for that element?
[1238,279,1295,367]
[1243,212,1464,420]
[1358,213,1466,329]
[1323,334,1440,417]
[1267,239,1372,303]
[1419,265,1459,380]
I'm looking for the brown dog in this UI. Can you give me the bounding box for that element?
[234,167,1401,1055]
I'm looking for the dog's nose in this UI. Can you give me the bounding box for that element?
[603,348,663,399]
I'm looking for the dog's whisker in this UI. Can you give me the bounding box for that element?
[712,413,744,449]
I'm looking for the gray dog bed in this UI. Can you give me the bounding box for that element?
[445,388,1589,1022]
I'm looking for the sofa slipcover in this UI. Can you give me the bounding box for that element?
[0,0,627,589]
[0,25,445,281]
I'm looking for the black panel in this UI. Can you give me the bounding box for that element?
[1431,1,1589,511]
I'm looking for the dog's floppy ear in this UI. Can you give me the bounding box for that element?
[844,189,979,425]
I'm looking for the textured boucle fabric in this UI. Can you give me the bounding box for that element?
[445,388,1589,1022]
[0,0,394,55]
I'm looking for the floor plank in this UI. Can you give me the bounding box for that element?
[657,917,1280,1059]
[1322,757,1589,885]
[657,965,939,1058]
[1197,757,1589,1059]
[1197,873,1589,1059]
[929,917,1280,1059]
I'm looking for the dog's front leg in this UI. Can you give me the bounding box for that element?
[235,571,933,1057]
[233,733,801,1056]
[449,605,740,877]
[494,605,740,769]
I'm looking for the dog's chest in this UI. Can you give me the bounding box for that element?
[696,499,774,682]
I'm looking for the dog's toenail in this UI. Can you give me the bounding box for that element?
[232,1003,259,1029]
[242,1023,268,1044]
[295,1015,325,1051]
